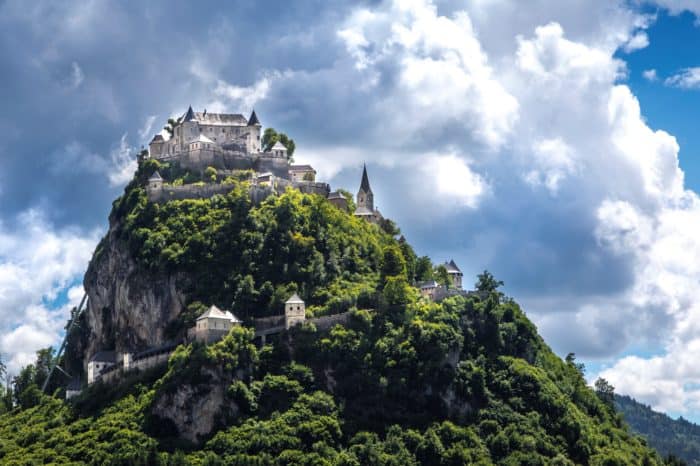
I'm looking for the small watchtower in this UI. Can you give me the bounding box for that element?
[444,260,463,289]
[147,171,163,191]
[285,293,306,329]
[270,141,288,159]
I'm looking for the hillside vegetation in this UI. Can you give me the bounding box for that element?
[0,162,667,465]
[617,394,700,465]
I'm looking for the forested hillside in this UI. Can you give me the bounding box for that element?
[0,162,668,464]
[617,394,700,465]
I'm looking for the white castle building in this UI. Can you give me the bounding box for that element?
[149,107,262,159]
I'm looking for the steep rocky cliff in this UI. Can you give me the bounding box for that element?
[81,215,188,371]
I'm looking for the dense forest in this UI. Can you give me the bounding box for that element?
[0,161,672,464]
[617,394,700,465]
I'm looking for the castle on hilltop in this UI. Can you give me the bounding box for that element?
[148,107,289,177]
[150,107,263,157]
[144,107,385,227]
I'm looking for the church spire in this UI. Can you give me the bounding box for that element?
[360,163,372,193]
[356,163,374,212]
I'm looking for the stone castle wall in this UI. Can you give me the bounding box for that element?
[147,183,238,203]
[147,183,277,204]
[309,312,351,331]
[156,149,289,178]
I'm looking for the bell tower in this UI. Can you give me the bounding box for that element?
[357,164,374,211]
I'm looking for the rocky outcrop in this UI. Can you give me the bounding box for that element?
[81,217,188,373]
[151,373,237,443]
[150,366,247,443]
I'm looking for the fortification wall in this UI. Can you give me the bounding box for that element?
[255,156,290,178]
[130,351,172,371]
[309,312,351,331]
[155,149,289,178]
[99,366,120,385]
[253,315,286,332]
[294,181,331,197]
[147,182,277,205]
[147,183,239,203]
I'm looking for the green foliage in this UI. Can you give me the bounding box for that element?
[415,256,434,282]
[12,347,57,409]
[0,290,663,465]
[0,171,664,464]
[380,244,407,284]
[112,182,396,324]
[435,265,450,288]
[475,270,504,294]
[595,377,616,409]
[262,127,296,161]
[616,394,700,465]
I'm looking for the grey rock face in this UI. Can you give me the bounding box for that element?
[151,379,237,443]
[82,218,188,373]
[150,367,245,443]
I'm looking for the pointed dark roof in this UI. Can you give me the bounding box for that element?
[445,259,462,274]
[247,109,260,126]
[360,164,372,193]
[148,171,163,181]
[183,106,195,122]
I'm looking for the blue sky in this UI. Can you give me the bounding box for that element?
[625,10,700,191]
[4,0,700,420]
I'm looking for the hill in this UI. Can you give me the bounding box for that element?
[616,394,700,465]
[0,160,665,465]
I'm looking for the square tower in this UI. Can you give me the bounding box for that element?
[285,293,306,329]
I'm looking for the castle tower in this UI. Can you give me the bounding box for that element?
[285,293,306,329]
[444,260,463,289]
[247,109,262,152]
[180,105,199,149]
[147,171,163,191]
[357,164,374,212]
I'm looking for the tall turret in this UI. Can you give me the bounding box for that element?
[247,109,262,152]
[357,163,374,212]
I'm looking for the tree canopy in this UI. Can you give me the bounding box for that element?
[262,128,296,161]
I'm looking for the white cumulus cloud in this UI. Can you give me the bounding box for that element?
[0,210,100,373]
[665,67,700,89]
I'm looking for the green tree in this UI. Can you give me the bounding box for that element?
[415,256,434,282]
[380,245,406,283]
[382,276,412,308]
[379,218,400,236]
[565,352,586,376]
[262,128,296,161]
[595,377,615,408]
[205,166,217,183]
[164,118,178,136]
[435,264,450,288]
[475,270,504,293]
[398,236,417,282]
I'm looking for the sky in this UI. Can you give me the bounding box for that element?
[4,0,700,419]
